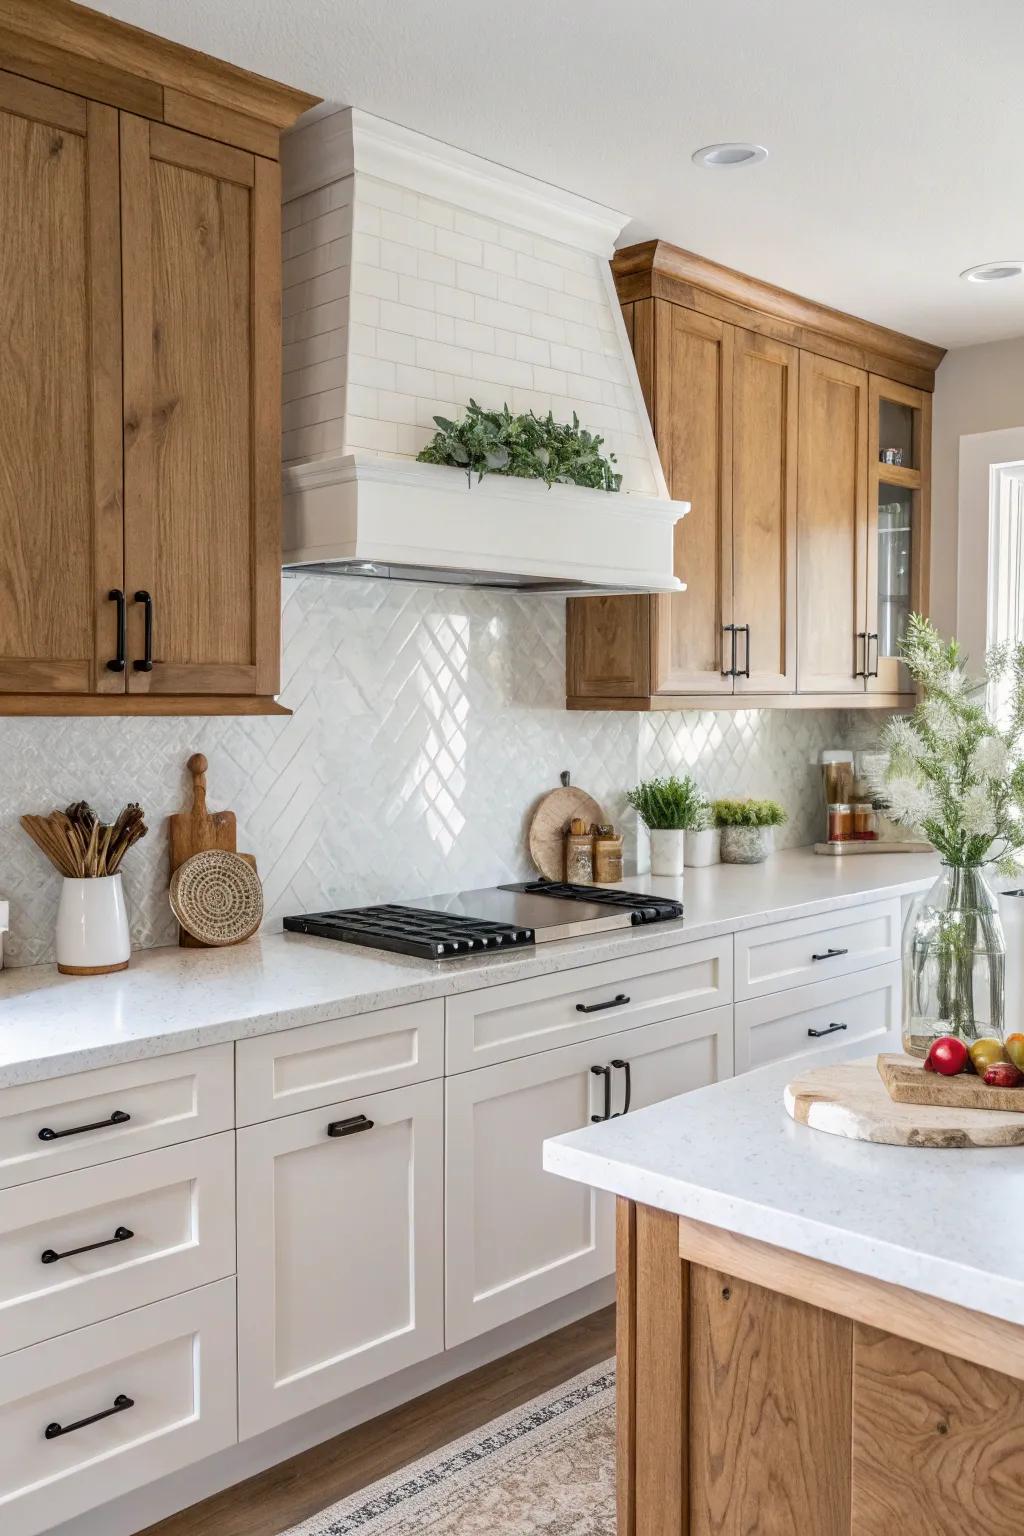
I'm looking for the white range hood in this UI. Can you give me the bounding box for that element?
[280,109,688,592]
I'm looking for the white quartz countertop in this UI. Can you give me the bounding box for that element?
[543,1037,1024,1322]
[0,848,937,1087]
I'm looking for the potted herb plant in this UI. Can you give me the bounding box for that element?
[713,798,787,864]
[626,775,709,877]
[879,615,1024,1055]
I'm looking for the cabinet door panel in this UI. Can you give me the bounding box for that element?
[797,354,869,693]
[0,77,122,694]
[867,375,930,695]
[652,303,733,694]
[121,115,280,696]
[236,1079,443,1439]
[732,330,798,694]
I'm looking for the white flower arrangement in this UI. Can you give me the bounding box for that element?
[881,615,1024,873]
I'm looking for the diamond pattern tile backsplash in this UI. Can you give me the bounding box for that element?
[0,575,881,967]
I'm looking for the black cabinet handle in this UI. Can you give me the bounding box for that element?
[808,1022,848,1039]
[45,1394,134,1441]
[133,590,153,671]
[590,1064,612,1122]
[721,623,737,678]
[576,993,629,1015]
[610,1059,632,1116]
[107,589,126,672]
[811,947,849,962]
[38,1110,130,1143]
[737,623,751,679]
[867,631,879,678]
[854,631,867,679]
[41,1226,133,1266]
[327,1113,374,1137]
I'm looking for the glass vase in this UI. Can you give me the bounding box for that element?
[902,865,1006,1057]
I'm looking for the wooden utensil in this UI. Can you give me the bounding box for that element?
[878,1052,1024,1113]
[528,775,605,881]
[167,754,256,948]
[785,1058,1024,1147]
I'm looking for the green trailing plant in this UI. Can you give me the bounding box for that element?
[416,399,622,491]
[625,775,710,832]
[712,797,787,829]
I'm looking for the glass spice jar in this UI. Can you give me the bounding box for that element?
[593,828,624,884]
[852,803,879,841]
[564,818,594,883]
[827,803,854,842]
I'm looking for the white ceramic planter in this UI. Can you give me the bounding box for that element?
[684,828,720,867]
[649,828,685,878]
[55,874,131,975]
[720,825,774,865]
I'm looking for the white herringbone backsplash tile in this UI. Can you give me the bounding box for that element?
[0,576,873,967]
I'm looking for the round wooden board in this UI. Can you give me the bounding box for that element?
[785,1058,1024,1148]
[527,786,605,881]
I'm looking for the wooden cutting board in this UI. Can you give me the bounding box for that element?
[167,754,256,948]
[784,1058,1024,1147]
[878,1052,1024,1113]
[527,783,605,881]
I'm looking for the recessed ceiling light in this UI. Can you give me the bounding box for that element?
[692,142,768,169]
[960,261,1024,283]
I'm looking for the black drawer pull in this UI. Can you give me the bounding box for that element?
[737,623,751,679]
[811,947,849,962]
[41,1226,134,1266]
[107,589,126,672]
[45,1394,134,1441]
[590,1064,612,1122]
[327,1114,374,1138]
[38,1110,130,1142]
[133,590,154,671]
[808,1022,848,1039]
[576,993,629,1015]
[721,623,738,678]
[610,1058,632,1116]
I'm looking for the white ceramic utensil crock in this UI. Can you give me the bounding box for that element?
[55,874,131,975]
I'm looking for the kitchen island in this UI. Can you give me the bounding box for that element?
[544,1041,1024,1536]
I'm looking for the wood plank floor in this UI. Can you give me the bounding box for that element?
[141,1305,615,1536]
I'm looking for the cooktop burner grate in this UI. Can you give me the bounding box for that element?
[283,905,535,961]
[511,880,684,923]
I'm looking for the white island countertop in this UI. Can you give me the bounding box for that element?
[0,847,938,1087]
[543,1037,1024,1322]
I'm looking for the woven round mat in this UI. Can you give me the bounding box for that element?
[169,849,263,946]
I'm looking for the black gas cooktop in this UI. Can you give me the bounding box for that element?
[284,879,684,962]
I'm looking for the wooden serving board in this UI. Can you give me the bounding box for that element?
[784,1058,1024,1147]
[878,1052,1024,1113]
[167,754,257,948]
[527,784,605,881]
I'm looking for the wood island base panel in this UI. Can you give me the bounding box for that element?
[617,1201,1024,1536]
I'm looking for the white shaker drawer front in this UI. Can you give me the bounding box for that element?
[734,962,901,1074]
[235,998,444,1125]
[445,936,732,1073]
[734,900,901,1001]
[0,1045,234,1191]
[0,1133,235,1355]
[0,1277,236,1536]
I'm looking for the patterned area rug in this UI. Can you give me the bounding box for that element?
[285,1360,616,1535]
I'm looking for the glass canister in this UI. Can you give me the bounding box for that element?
[827,804,854,843]
[902,865,1006,1056]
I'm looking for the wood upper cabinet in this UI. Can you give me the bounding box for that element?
[120,117,280,697]
[0,73,122,697]
[566,241,943,711]
[0,5,317,714]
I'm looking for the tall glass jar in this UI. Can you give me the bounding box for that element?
[902,865,1006,1056]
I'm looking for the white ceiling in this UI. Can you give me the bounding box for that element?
[97,0,1024,350]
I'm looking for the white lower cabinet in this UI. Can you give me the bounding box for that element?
[444,1004,732,1347]
[0,1277,236,1536]
[734,962,901,1072]
[236,1077,444,1440]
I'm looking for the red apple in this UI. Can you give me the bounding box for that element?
[924,1036,969,1076]
[983,1061,1023,1089]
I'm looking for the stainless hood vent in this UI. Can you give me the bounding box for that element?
[280,110,688,592]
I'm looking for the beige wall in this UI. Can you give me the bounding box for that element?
[930,335,1024,636]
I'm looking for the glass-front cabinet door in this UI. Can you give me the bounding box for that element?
[865,377,931,694]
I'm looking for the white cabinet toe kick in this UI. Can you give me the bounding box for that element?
[6,899,904,1533]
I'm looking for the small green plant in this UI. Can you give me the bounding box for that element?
[712,797,787,829]
[416,399,622,491]
[626,775,710,832]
